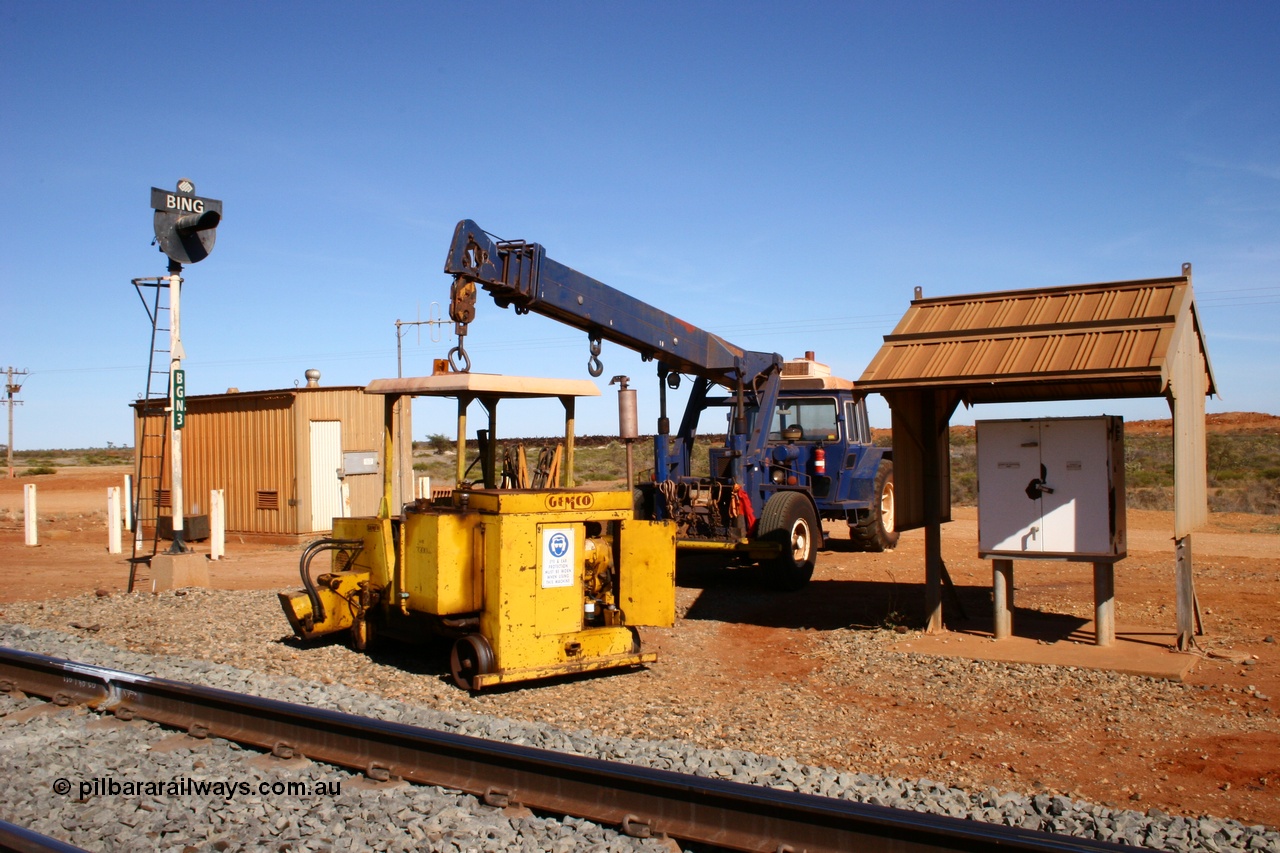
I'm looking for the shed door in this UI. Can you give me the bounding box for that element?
[310,420,343,531]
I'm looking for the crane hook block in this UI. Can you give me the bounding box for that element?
[450,278,477,325]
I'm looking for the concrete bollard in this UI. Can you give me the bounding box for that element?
[107,487,122,554]
[23,483,37,546]
[123,474,133,532]
[210,489,225,561]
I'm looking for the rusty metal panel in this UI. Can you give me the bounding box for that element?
[858,273,1215,406]
[891,277,1184,339]
[183,392,297,535]
[133,390,298,535]
[131,386,408,536]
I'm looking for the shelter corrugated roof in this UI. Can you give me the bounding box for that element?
[857,271,1216,404]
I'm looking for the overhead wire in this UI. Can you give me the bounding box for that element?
[28,293,1272,379]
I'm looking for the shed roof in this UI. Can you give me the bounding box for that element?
[130,385,367,411]
[857,271,1216,404]
[365,373,601,399]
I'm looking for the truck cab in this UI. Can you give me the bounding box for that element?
[702,353,897,555]
[769,356,896,552]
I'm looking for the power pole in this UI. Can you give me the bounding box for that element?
[4,367,28,479]
[393,307,445,507]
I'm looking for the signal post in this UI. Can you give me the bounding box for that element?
[144,179,220,589]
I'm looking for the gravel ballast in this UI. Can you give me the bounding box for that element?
[2,602,1278,852]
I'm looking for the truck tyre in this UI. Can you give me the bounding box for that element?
[849,461,899,552]
[758,491,818,591]
[632,487,650,520]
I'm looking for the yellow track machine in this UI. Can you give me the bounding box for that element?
[278,371,676,690]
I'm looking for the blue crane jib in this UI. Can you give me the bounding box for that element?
[443,219,781,387]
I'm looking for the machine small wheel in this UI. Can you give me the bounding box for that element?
[450,634,495,691]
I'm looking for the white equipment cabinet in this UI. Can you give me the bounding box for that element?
[977,416,1126,560]
[976,416,1127,646]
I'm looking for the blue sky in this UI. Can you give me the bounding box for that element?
[2,1,1277,450]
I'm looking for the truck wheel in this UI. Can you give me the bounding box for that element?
[758,491,818,591]
[450,634,495,691]
[849,461,899,552]
[632,487,650,520]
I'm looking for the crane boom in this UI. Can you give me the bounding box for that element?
[444,219,781,386]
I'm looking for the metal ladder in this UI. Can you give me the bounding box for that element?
[128,276,172,592]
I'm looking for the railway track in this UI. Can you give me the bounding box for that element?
[0,818,90,853]
[0,645,1134,853]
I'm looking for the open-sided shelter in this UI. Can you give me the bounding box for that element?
[857,264,1216,648]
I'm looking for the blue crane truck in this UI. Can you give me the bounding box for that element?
[444,220,896,590]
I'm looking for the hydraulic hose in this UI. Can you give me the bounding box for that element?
[298,538,364,623]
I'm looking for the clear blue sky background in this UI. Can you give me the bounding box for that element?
[2,1,1277,450]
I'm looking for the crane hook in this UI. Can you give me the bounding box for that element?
[447,342,471,373]
[587,334,604,378]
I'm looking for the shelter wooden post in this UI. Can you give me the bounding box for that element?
[1093,562,1115,646]
[455,397,468,487]
[561,395,576,487]
[1168,267,1210,650]
[992,559,1014,639]
[381,393,398,518]
[879,388,958,635]
[922,396,944,632]
[1174,537,1196,649]
[393,397,412,511]
[479,396,499,489]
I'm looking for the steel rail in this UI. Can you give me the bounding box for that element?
[0,646,1132,853]
[0,820,90,853]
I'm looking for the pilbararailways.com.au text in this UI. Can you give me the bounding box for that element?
[53,776,343,802]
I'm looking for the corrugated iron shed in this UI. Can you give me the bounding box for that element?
[132,385,411,537]
[856,266,1215,648]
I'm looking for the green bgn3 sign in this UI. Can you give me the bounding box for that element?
[173,369,187,429]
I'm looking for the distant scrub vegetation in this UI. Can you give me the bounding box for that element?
[6,447,133,474]
[412,427,1280,516]
[948,428,1279,515]
[13,431,1276,515]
